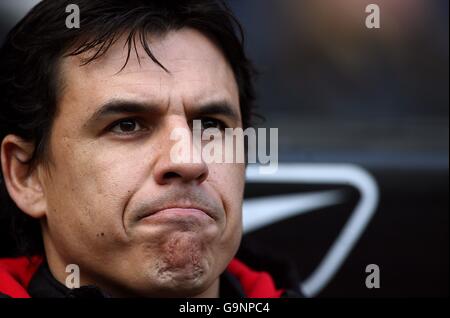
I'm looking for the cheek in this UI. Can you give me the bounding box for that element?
[219,163,245,205]
[45,141,147,246]
[209,163,245,232]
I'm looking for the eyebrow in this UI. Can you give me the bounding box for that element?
[85,100,155,127]
[85,99,240,128]
[191,101,240,123]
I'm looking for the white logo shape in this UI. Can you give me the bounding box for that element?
[243,164,379,297]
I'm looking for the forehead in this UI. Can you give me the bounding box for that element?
[58,28,239,117]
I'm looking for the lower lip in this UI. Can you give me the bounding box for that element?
[140,208,212,223]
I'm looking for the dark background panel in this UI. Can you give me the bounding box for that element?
[241,169,448,297]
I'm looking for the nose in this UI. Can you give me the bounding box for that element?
[154,160,209,185]
[153,118,209,186]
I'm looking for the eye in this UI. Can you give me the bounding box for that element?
[200,117,227,130]
[110,118,145,134]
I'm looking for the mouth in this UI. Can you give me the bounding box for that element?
[137,205,215,223]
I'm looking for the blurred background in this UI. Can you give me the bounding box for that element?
[0,0,448,297]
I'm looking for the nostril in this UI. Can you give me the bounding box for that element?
[163,172,181,180]
[155,161,209,185]
[197,171,208,183]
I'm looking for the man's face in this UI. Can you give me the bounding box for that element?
[39,28,245,297]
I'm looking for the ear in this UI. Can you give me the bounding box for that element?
[1,135,47,219]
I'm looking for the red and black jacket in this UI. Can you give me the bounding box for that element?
[0,256,299,298]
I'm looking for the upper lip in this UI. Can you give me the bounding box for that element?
[137,203,215,221]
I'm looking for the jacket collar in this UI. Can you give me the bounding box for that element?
[0,256,283,298]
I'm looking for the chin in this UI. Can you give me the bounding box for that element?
[128,232,220,296]
[150,255,214,296]
[136,268,213,297]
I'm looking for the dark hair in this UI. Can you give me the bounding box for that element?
[0,0,256,256]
